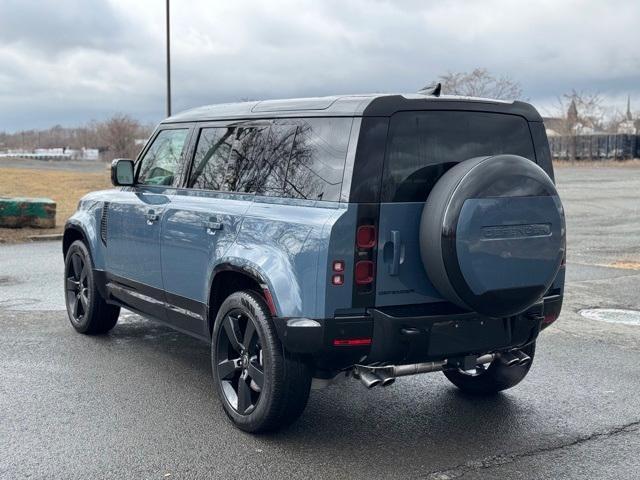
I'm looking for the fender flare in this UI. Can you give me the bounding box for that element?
[62,221,89,257]
[206,262,275,333]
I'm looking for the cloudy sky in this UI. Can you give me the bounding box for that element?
[1,0,639,131]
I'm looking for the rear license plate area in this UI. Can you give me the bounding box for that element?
[427,317,510,356]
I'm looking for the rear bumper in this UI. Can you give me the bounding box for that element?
[275,295,562,373]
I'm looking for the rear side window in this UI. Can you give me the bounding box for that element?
[253,123,296,197]
[224,127,268,193]
[284,117,352,201]
[382,111,535,202]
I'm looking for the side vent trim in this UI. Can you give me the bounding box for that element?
[100,202,109,245]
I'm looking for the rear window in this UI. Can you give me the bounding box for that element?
[382,111,535,202]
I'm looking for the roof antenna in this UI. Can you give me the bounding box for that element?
[418,82,441,97]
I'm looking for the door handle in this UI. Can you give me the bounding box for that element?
[205,217,223,234]
[389,230,401,276]
[145,210,159,225]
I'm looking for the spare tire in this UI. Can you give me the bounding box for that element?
[420,155,565,317]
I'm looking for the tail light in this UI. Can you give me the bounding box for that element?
[353,218,377,295]
[355,261,374,285]
[356,225,376,248]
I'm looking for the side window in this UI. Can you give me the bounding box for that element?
[188,127,234,190]
[284,118,352,201]
[253,123,296,197]
[137,129,189,186]
[188,124,294,196]
[222,127,268,193]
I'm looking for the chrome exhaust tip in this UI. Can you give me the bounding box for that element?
[514,350,531,366]
[497,351,520,367]
[358,370,382,389]
[375,369,396,387]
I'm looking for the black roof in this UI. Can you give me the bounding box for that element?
[162,93,543,124]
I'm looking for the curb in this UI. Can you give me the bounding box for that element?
[28,234,63,242]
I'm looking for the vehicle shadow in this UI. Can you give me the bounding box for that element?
[93,313,543,471]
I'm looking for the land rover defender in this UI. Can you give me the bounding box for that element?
[63,93,565,432]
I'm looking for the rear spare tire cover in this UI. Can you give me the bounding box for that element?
[420,155,565,317]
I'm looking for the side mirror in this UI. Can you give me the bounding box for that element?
[111,159,135,186]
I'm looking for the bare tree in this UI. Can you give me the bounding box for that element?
[438,68,523,100]
[554,90,605,134]
[0,116,150,160]
[96,114,146,160]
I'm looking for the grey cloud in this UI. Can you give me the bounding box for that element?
[1,0,639,131]
[0,0,130,54]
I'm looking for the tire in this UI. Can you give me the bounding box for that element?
[443,343,536,394]
[64,240,120,334]
[211,290,312,433]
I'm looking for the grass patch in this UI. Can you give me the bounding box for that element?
[553,159,640,168]
[0,166,111,243]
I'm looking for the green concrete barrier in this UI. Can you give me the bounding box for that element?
[0,197,56,228]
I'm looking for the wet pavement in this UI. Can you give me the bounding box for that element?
[1,166,639,479]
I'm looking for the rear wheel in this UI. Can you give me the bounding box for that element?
[211,290,311,433]
[64,240,120,334]
[443,343,536,394]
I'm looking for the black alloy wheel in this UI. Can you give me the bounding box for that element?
[215,308,265,415]
[211,290,312,433]
[66,251,90,325]
[64,240,119,334]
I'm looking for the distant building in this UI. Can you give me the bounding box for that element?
[82,148,100,161]
[0,146,100,161]
[542,117,564,137]
[617,95,637,135]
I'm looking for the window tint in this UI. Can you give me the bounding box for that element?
[284,118,352,201]
[529,122,554,181]
[223,127,268,193]
[188,127,234,190]
[382,111,535,202]
[186,119,352,199]
[137,129,189,186]
[253,123,296,197]
[190,125,287,194]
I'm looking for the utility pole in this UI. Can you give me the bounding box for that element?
[166,0,172,117]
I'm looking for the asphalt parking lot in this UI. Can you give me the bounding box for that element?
[1,166,639,479]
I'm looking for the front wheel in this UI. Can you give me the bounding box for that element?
[443,343,536,394]
[64,240,120,334]
[211,290,311,433]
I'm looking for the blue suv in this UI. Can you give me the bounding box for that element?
[63,93,566,432]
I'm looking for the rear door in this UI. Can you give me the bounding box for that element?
[159,123,264,336]
[375,111,537,307]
